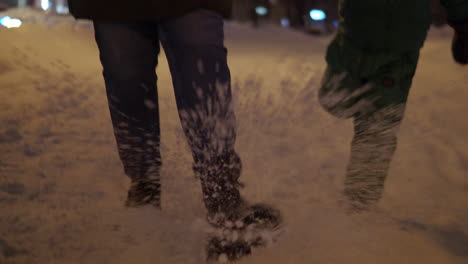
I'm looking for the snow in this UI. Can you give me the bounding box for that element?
[0,7,92,29]
[1,9,468,264]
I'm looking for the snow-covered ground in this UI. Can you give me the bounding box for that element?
[1,9,468,264]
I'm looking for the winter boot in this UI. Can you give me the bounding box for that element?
[207,200,283,245]
[125,166,161,208]
[206,236,252,263]
[205,201,283,263]
[195,152,282,262]
[449,19,468,65]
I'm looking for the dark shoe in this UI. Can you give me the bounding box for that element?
[449,19,468,65]
[196,152,282,262]
[125,179,161,208]
[207,201,283,247]
[194,152,243,216]
[205,202,282,263]
[206,237,251,263]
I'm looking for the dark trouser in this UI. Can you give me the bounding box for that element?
[344,103,406,211]
[319,34,421,211]
[94,9,242,214]
[342,52,419,211]
[345,53,418,211]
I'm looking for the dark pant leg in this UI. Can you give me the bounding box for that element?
[344,103,406,211]
[344,52,419,212]
[94,23,162,180]
[159,10,242,216]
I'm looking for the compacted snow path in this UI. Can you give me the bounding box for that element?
[1,11,468,264]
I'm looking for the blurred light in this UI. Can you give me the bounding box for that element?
[310,9,326,21]
[41,0,49,10]
[56,5,69,14]
[333,20,339,28]
[281,18,290,27]
[0,16,22,28]
[255,6,268,16]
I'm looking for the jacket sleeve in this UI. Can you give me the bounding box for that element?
[440,0,468,21]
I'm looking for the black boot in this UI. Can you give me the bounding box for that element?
[194,152,244,219]
[449,19,468,65]
[205,201,283,263]
[125,166,161,209]
[195,152,283,262]
[207,200,283,245]
[206,237,252,263]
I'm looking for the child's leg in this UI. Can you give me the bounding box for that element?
[319,34,420,211]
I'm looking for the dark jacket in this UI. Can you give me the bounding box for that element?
[339,0,468,53]
[67,0,233,21]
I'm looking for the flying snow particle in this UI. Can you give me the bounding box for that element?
[197,59,205,74]
[144,99,156,109]
[218,253,228,263]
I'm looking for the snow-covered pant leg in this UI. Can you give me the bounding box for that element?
[319,34,421,211]
[340,51,420,212]
[94,23,162,180]
[344,103,406,212]
[159,10,242,216]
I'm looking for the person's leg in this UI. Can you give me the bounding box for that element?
[158,9,241,216]
[94,22,162,207]
[344,103,406,212]
[343,51,420,212]
[159,9,281,262]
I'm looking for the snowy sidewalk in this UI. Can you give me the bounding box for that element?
[1,16,468,264]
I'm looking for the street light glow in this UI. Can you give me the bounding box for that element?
[255,6,268,16]
[310,9,326,21]
[41,0,49,10]
[0,16,22,28]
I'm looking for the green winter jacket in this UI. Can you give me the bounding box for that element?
[320,0,468,119]
[339,0,468,52]
[67,0,233,21]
